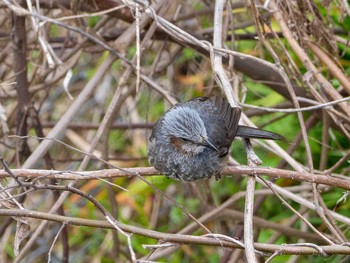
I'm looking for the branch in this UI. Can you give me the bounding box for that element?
[1,209,350,256]
[0,166,348,190]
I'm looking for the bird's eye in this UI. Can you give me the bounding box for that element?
[180,137,191,142]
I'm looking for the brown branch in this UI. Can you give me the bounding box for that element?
[1,208,350,256]
[221,209,325,244]
[11,12,31,162]
[40,122,154,130]
[15,0,134,22]
[0,166,349,190]
[307,41,350,96]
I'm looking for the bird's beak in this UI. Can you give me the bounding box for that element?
[202,138,219,152]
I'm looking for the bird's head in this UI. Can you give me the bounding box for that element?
[161,106,218,155]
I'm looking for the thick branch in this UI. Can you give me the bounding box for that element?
[0,166,349,191]
[1,209,350,256]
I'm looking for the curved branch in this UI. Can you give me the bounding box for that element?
[1,209,350,256]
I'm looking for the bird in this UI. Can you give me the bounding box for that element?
[148,96,283,181]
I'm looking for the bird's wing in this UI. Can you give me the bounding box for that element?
[208,96,241,141]
[187,96,241,156]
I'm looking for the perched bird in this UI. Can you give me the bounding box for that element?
[148,96,283,181]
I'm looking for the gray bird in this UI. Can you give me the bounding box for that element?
[148,96,283,181]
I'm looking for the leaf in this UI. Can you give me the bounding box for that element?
[0,185,31,256]
[14,218,31,256]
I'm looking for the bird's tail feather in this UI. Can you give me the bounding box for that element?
[236,125,284,140]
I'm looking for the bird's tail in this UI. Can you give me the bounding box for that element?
[236,125,284,140]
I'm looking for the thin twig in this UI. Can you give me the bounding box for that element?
[239,97,350,113]
[47,223,66,263]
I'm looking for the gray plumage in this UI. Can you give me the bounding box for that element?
[148,96,283,181]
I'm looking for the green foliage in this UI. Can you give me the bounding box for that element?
[4,243,15,260]
[108,130,128,151]
[127,45,137,59]
[175,48,199,64]
[49,23,60,37]
[112,59,123,71]
[212,175,242,199]
[137,92,165,121]
[87,16,102,28]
